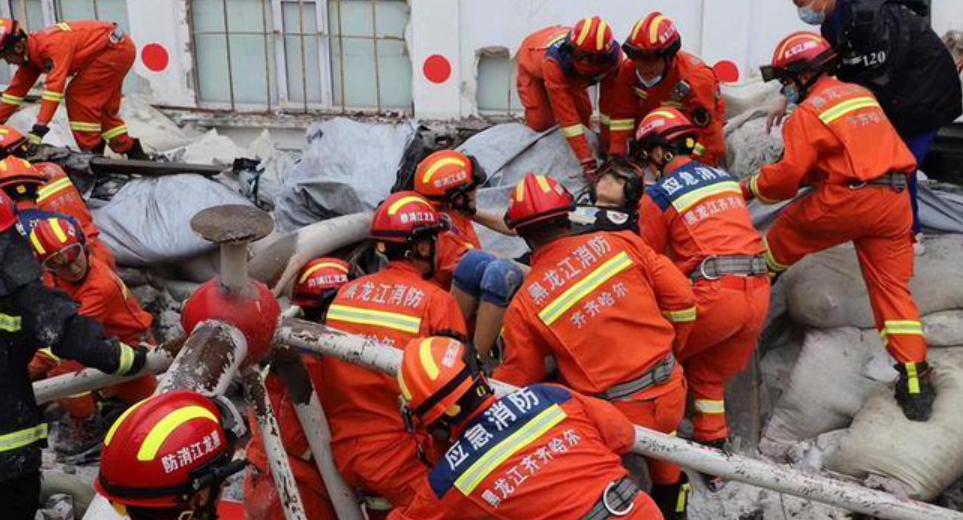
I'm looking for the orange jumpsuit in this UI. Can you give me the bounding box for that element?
[389,384,661,520]
[33,161,115,268]
[42,255,156,418]
[745,76,924,364]
[319,261,468,509]
[244,354,337,520]
[0,21,136,153]
[517,27,610,165]
[601,51,726,166]
[640,157,770,442]
[495,231,695,486]
[433,210,481,290]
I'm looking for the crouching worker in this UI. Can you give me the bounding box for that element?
[97,391,248,520]
[390,336,663,520]
[413,150,524,362]
[244,257,354,520]
[494,173,696,519]
[0,190,147,520]
[26,216,157,456]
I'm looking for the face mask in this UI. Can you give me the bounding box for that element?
[797,1,826,25]
[783,83,802,105]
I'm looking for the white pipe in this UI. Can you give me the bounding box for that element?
[221,242,250,295]
[275,317,963,520]
[34,348,174,405]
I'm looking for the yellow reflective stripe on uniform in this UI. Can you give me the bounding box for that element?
[562,124,585,138]
[881,320,924,337]
[762,237,788,273]
[57,23,71,31]
[41,90,64,102]
[634,88,649,99]
[694,399,726,414]
[0,313,22,332]
[418,338,440,380]
[104,398,150,446]
[38,347,60,362]
[677,483,691,513]
[326,304,422,334]
[600,114,611,126]
[0,424,48,452]
[101,125,129,141]
[137,406,219,461]
[539,252,634,325]
[422,157,467,184]
[609,119,635,132]
[36,177,73,203]
[671,181,742,214]
[818,97,880,125]
[116,343,136,375]
[693,143,706,156]
[69,121,102,133]
[1,93,23,105]
[454,404,567,495]
[662,306,697,323]
[905,362,921,395]
[749,175,779,205]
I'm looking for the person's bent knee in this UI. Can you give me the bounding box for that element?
[453,250,497,297]
[480,259,524,307]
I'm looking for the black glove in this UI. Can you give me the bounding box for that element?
[24,124,48,156]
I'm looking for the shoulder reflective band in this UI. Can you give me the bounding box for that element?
[0,423,48,452]
[671,181,742,214]
[326,304,422,334]
[662,306,696,323]
[818,96,880,125]
[694,399,725,414]
[0,313,22,332]
[56,23,71,31]
[36,176,73,203]
[454,404,567,495]
[562,124,586,138]
[137,405,219,461]
[539,251,634,326]
[1,93,23,106]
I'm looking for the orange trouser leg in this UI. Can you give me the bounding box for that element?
[614,372,687,486]
[517,68,556,131]
[243,458,338,520]
[765,185,925,363]
[333,434,429,510]
[48,360,96,419]
[65,39,136,152]
[682,277,770,442]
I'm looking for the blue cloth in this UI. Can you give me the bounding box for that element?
[452,250,524,307]
[905,131,938,234]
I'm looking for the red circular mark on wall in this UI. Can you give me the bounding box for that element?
[141,43,169,72]
[423,55,452,84]
[712,60,740,83]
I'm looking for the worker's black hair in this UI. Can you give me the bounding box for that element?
[516,215,571,250]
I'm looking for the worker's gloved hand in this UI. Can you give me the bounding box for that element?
[116,342,149,376]
[739,178,755,201]
[24,124,49,157]
[580,157,599,182]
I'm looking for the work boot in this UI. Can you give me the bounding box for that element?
[650,474,690,520]
[125,138,150,160]
[696,439,729,492]
[90,141,107,156]
[894,361,936,422]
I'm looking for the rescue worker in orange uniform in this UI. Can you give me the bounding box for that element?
[635,109,770,472]
[600,13,726,167]
[517,17,622,179]
[744,32,933,421]
[390,336,663,520]
[97,391,248,520]
[413,150,523,360]
[244,257,354,520]
[0,151,115,267]
[26,216,156,454]
[318,191,468,516]
[494,173,696,519]
[0,18,147,158]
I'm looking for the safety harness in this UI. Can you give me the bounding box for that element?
[580,477,641,520]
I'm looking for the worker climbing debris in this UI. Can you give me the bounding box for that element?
[516,17,622,179]
[494,173,696,519]
[389,335,664,520]
[0,18,148,158]
[745,32,934,421]
[601,13,727,167]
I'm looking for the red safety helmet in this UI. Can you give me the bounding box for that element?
[504,173,575,230]
[96,391,241,510]
[761,32,837,84]
[414,150,486,209]
[0,19,20,52]
[566,16,620,66]
[292,257,351,309]
[634,108,700,151]
[0,125,27,157]
[0,189,15,232]
[624,12,682,60]
[0,156,44,197]
[398,336,489,428]
[28,216,85,268]
[370,191,448,245]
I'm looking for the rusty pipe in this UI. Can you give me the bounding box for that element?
[156,320,248,396]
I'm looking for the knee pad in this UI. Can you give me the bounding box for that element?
[453,250,496,297]
[479,259,524,307]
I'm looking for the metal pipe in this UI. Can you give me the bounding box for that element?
[242,366,309,520]
[274,353,365,520]
[221,242,250,295]
[156,320,248,396]
[275,317,963,520]
[35,347,175,405]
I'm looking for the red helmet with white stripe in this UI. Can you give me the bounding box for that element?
[762,32,837,84]
[370,191,448,245]
[27,216,85,267]
[624,12,682,60]
[565,16,620,69]
[292,257,351,309]
[504,173,575,230]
